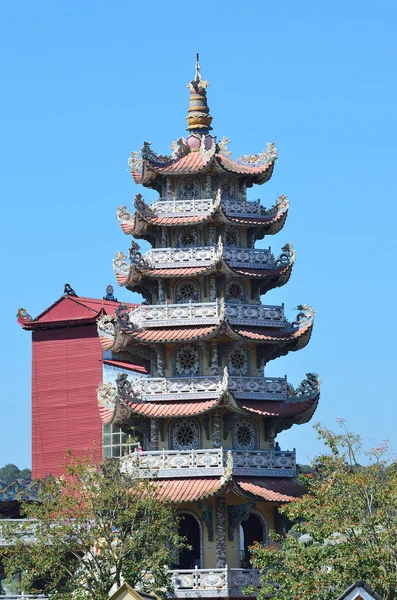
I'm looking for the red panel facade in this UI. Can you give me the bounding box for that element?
[32,325,103,479]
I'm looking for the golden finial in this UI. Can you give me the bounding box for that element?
[186,53,213,132]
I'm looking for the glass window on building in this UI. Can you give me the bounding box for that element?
[103,424,134,457]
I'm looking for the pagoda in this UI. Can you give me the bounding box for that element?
[97,56,320,598]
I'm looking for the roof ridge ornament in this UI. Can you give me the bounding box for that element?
[186,53,213,133]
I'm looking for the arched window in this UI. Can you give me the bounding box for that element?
[178,176,200,199]
[228,346,249,376]
[175,512,203,569]
[174,279,200,304]
[232,417,258,450]
[176,227,200,248]
[170,418,201,451]
[225,279,247,304]
[220,176,237,200]
[239,511,268,567]
[173,344,200,377]
[224,226,241,248]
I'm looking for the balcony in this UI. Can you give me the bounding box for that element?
[128,301,286,329]
[141,245,277,270]
[120,448,296,478]
[169,566,261,598]
[131,375,288,402]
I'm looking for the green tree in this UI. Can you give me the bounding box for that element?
[249,422,397,600]
[0,453,184,600]
[0,464,31,484]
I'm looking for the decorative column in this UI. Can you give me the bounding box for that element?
[212,411,221,448]
[210,341,219,375]
[209,276,216,301]
[157,346,165,377]
[207,223,215,246]
[215,497,227,568]
[161,227,168,248]
[166,176,173,199]
[158,280,166,304]
[240,180,247,200]
[150,419,159,451]
[205,174,212,199]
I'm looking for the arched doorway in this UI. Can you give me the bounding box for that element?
[239,512,266,568]
[175,513,202,569]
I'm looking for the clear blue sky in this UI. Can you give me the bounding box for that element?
[1,0,396,469]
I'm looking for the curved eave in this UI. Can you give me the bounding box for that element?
[238,395,319,420]
[150,476,230,503]
[119,324,221,344]
[230,322,313,348]
[123,397,222,418]
[131,152,275,186]
[234,477,305,503]
[117,259,294,289]
[220,209,288,236]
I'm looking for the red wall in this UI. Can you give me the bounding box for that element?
[32,325,103,479]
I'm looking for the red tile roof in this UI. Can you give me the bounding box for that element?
[136,265,215,278]
[218,154,274,176]
[103,359,147,374]
[153,152,207,175]
[123,325,218,343]
[233,324,312,342]
[240,397,317,417]
[152,477,224,502]
[18,295,137,329]
[236,477,305,502]
[126,398,219,417]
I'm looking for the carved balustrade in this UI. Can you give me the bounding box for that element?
[143,246,217,269]
[120,449,296,478]
[150,197,215,216]
[128,301,286,329]
[130,375,287,402]
[169,566,262,597]
[223,246,275,268]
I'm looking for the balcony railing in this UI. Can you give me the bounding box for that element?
[139,246,278,270]
[131,375,287,402]
[143,196,286,219]
[120,449,296,478]
[169,566,262,597]
[128,301,286,329]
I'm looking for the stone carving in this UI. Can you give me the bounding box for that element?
[228,347,249,376]
[170,567,262,596]
[224,225,241,247]
[64,283,77,296]
[236,141,278,166]
[115,303,130,328]
[112,251,130,276]
[117,205,133,222]
[174,345,200,377]
[208,276,216,301]
[217,136,231,156]
[141,141,171,164]
[212,412,221,449]
[96,314,116,339]
[97,382,117,410]
[227,502,255,541]
[175,279,200,303]
[226,280,246,304]
[150,419,159,451]
[103,284,117,302]
[16,308,32,322]
[170,137,189,159]
[176,227,199,248]
[178,176,200,199]
[275,242,295,266]
[232,418,257,451]
[220,177,237,200]
[198,502,214,541]
[287,373,321,401]
[215,498,227,567]
[128,240,142,264]
[292,304,315,327]
[127,151,142,173]
[171,418,200,451]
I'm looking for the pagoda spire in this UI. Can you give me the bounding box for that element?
[186,52,213,132]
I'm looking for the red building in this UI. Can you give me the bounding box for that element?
[17,285,142,479]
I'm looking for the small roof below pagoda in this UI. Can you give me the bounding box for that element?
[17,287,137,330]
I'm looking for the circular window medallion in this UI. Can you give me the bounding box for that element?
[175,345,200,376]
[175,280,200,303]
[224,226,240,247]
[228,348,248,375]
[172,418,200,450]
[226,280,245,304]
[177,228,198,247]
[233,419,256,450]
